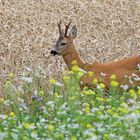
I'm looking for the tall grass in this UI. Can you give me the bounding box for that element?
[0,64,140,140]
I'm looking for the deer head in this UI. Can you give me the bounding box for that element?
[50,20,77,56]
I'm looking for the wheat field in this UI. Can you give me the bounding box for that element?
[0,0,140,92]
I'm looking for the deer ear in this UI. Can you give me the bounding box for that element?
[69,26,77,39]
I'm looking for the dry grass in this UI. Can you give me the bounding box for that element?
[0,0,140,91]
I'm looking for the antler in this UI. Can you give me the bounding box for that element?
[64,20,71,36]
[58,20,63,36]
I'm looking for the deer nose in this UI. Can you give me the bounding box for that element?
[50,50,58,56]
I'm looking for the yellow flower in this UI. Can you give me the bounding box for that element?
[106,98,111,102]
[31,123,35,126]
[63,76,70,81]
[85,103,90,107]
[39,90,45,97]
[63,70,67,75]
[120,96,125,101]
[58,134,64,139]
[88,71,94,77]
[86,124,92,128]
[0,97,4,103]
[85,107,90,113]
[107,109,113,114]
[110,74,117,80]
[99,83,106,89]
[54,92,59,98]
[97,111,102,115]
[69,96,76,100]
[77,71,84,77]
[24,122,30,129]
[103,134,110,140]
[129,89,136,97]
[4,115,8,119]
[129,89,135,94]
[134,110,139,114]
[83,86,88,91]
[138,88,140,95]
[50,79,56,85]
[71,60,78,65]
[4,80,12,88]
[96,97,104,102]
[110,80,119,87]
[83,90,95,95]
[71,136,77,140]
[47,124,54,131]
[70,71,74,75]
[83,91,88,95]
[8,73,14,78]
[112,113,119,118]
[119,108,129,114]
[72,65,79,72]
[10,112,16,118]
[92,78,98,85]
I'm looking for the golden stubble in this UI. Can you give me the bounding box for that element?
[0,0,140,91]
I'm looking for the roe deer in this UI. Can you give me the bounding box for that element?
[51,20,140,89]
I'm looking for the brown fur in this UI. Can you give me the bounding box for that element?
[63,43,140,88]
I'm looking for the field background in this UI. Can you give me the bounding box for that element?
[0,0,140,92]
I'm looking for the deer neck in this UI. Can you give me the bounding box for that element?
[62,45,89,71]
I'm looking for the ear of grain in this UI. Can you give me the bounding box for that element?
[0,0,140,91]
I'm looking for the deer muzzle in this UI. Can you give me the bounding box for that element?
[50,50,58,56]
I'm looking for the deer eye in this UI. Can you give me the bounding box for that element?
[61,43,66,45]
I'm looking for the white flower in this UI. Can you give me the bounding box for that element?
[120,85,129,90]
[137,64,140,71]
[132,73,140,81]
[67,123,79,129]
[55,81,64,87]
[79,68,87,73]
[34,89,38,96]
[21,77,32,83]
[46,101,55,108]
[31,132,38,139]
[17,97,24,103]
[91,108,99,113]
[125,113,139,124]
[0,132,7,140]
[25,67,32,72]
[0,114,7,119]
[121,103,128,108]
[88,135,97,140]
[128,99,135,104]
[57,110,67,115]
[100,72,106,76]
[40,118,47,123]
[61,102,68,110]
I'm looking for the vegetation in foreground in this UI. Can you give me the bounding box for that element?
[0,63,140,140]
